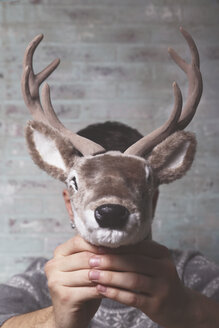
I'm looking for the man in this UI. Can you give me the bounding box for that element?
[0,121,219,328]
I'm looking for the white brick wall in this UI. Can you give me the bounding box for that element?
[0,0,219,282]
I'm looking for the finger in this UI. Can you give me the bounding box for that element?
[47,250,97,274]
[89,254,161,276]
[89,270,155,295]
[48,269,96,287]
[54,235,102,258]
[96,285,149,311]
[58,285,102,303]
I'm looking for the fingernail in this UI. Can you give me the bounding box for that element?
[97,284,107,293]
[89,256,101,267]
[89,270,100,281]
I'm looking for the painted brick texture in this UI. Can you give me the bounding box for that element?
[0,0,219,282]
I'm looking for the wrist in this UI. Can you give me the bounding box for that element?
[168,287,217,328]
[163,287,202,328]
[179,287,203,327]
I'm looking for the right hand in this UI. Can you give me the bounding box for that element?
[45,235,103,328]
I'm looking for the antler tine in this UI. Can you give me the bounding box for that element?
[41,83,105,155]
[23,34,105,156]
[168,27,203,130]
[22,33,60,123]
[22,65,45,121]
[125,82,182,156]
[124,27,202,157]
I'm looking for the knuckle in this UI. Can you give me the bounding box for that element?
[84,251,94,265]
[129,275,140,291]
[53,245,62,257]
[59,289,72,304]
[92,286,102,298]
[71,235,82,247]
[151,297,163,315]
[127,293,139,307]
[103,271,113,285]
[162,259,175,277]
[83,250,93,260]
[44,259,56,276]
[102,255,113,268]
[162,246,171,258]
[162,284,170,299]
[47,275,60,291]
[109,287,119,300]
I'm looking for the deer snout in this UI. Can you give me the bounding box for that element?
[94,204,129,229]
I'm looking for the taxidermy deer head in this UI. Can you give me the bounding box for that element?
[22,27,202,248]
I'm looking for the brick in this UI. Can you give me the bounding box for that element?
[41,194,67,217]
[80,63,154,84]
[116,4,182,24]
[0,195,43,217]
[38,44,116,63]
[182,4,219,25]
[78,25,152,44]
[0,235,44,254]
[1,0,219,281]
[49,82,117,100]
[4,61,81,83]
[2,156,48,178]
[7,216,70,234]
[32,5,116,25]
[0,178,63,196]
[44,232,74,255]
[116,44,169,63]
[3,102,81,121]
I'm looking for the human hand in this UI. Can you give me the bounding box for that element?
[88,240,192,328]
[45,235,103,328]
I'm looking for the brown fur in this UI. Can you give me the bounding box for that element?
[26,120,81,182]
[69,152,154,236]
[148,131,196,185]
[25,120,197,247]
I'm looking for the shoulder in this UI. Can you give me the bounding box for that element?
[24,257,48,274]
[171,249,219,301]
[0,257,51,326]
[7,257,49,286]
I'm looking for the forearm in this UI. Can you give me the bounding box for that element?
[168,288,219,328]
[1,306,55,328]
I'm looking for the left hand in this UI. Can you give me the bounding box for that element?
[88,240,191,328]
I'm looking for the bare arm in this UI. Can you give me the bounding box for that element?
[1,236,103,328]
[1,307,55,328]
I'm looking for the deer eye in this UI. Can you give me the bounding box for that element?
[70,176,78,191]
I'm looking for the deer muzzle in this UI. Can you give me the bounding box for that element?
[94,204,130,229]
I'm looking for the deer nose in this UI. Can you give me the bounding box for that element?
[95,204,129,229]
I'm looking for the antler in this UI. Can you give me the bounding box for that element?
[124,27,203,157]
[22,34,105,156]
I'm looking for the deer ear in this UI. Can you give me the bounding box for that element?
[147,131,196,185]
[26,121,80,182]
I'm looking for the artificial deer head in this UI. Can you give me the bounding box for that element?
[22,27,202,248]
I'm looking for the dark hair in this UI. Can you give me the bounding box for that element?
[77,121,143,152]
